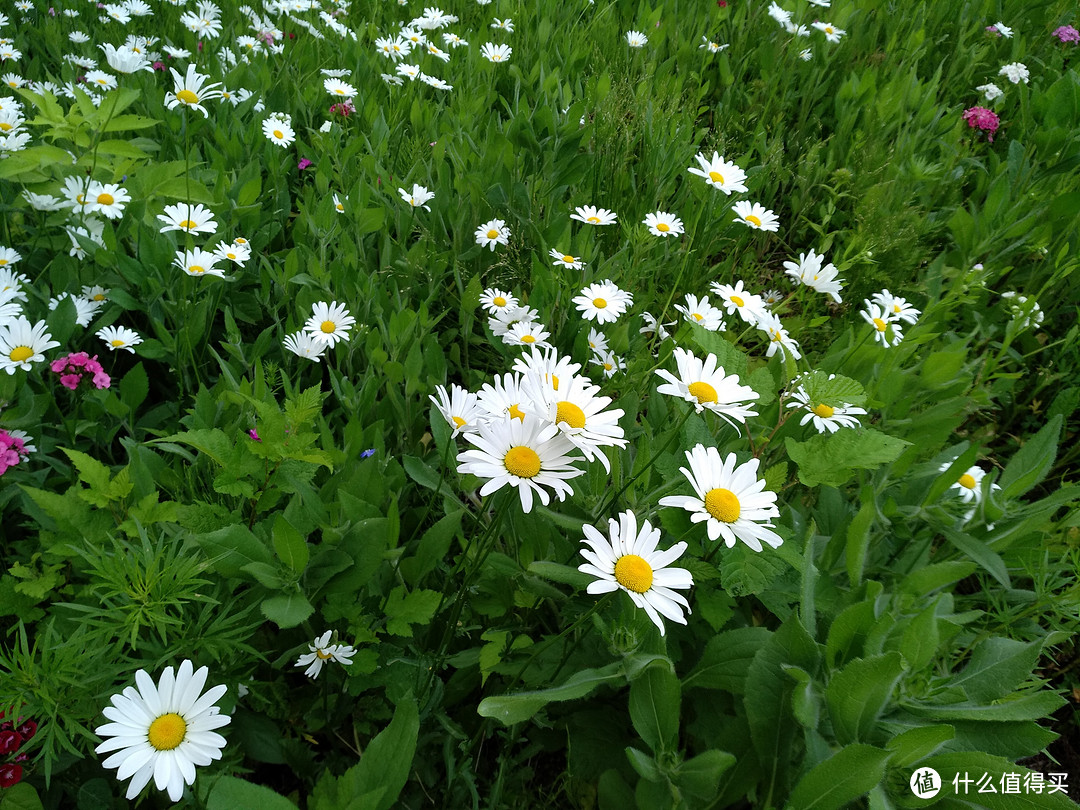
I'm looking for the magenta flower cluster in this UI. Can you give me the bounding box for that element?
[0,430,29,477]
[962,106,1000,142]
[1053,25,1079,44]
[50,351,111,391]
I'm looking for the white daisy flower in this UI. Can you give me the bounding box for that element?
[511,345,581,394]
[430,383,485,436]
[488,305,539,337]
[295,630,355,679]
[699,37,728,53]
[480,42,511,62]
[549,248,584,270]
[323,77,356,97]
[590,350,626,378]
[811,21,845,42]
[786,386,866,433]
[625,30,648,47]
[456,414,585,513]
[475,218,510,251]
[709,280,766,324]
[871,289,920,324]
[861,301,903,347]
[97,324,143,353]
[762,289,784,306]
[643,211,684,237]
[399,184,434,211]
[304,301,355,347]
[158,202,217,235]
[660,444,783,551]
[477,372,532,422]
[586,328,609,354]
[212,240,251,265]
[94,660,230,802]
[654,347,759,427]
[173,248,225,278]
[639,311,675,341]
[479,288,518,315]
[502,321,552,349]
[732,200,780,232]
[674,293,726,332]
[48,292,102,327]
[283,330,328,361]
[570,205,617,226]
[573,280,633,325]
[782,248,843,302]
[757,312,802,360]
[687,151,748,195]
[262,117,295,147]
[0,316,60,372]
[164,63,221,116]
[84,182,131,220]
[81,285,110,304]
[578,510,693,636]
[939,462,998,506]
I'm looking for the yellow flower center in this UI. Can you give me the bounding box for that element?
[555,401,586,429]
[334,88,345,94]
[592,297,607,309]
[0,122,11,131]
[586,216,600,223]
[97,192,114,205]
[235,238,247,244]
[825,26,834,34]
[147,713,187,751]
[507,403,526,420]
[111,339,125,347]
[492,296,507,307]
[744,214,762,227]
[226,252,236,259]
[893,304,902,313]
[273,129,284,139]
[0,259,6,264]
[708,171,724,184]
[692,312,703,321]
[189,265,204,274]
[687,381,718,404]
[503,445,541,478]
[493,54,502,61]
[812,403,835,418]
[451,415,467,428]
[730,295,744,307]
[316,649,333,659]
[614,554,653,593]
[9,346,33,363]
[93,294,106,301]
[179,219,197,230]
[872,317,887,332]
[656,222,670,232]
[336,204,343,211]
[704,488,740,522]
[320,320,336,333]
[176,89,199,104]
[562,255,575,263]
[486,229,500,239]
[520,335,536,344]
[958,473,977,489]
[603,362,613,371]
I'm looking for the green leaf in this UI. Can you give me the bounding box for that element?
[340,697,419,810]
[478,662,624,725]
[895,598,942,671]
[526,560,592,589]
[355,207,385,233]
[885,725,955,768]
[207,776,298,810]
[629,665,680,753]
[260,592,315,628]
[384,586,441,637]
[998,415,1062,499]
[0,781,45,810]
[826,652,905,744]
[903,691,1065,722]
[192,524,273,578]
[676,749,736,802]
[272,514,310,574]
[119,362,148,410]
[943,528,1011,588]
[400,511,463,586]
[796,370,867,408]
[402,455,442,492]
[845,494,875,586]
[950,638,1043,703]
[688,324,749,377]
[684,626,772,692]
[899,561,978,596]
[786,744,891,810]
[786,429,910,487]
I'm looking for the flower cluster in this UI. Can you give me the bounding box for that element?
[962,105,1000,142]
[283,300,355,361]
[0,427,31,476]
[0,711,37,788]
[1053,25,1079,44]
[50,351,111,390]
[861,289,921,347]
[1001,291,1044,330]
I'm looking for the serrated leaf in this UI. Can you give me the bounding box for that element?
[384,586,441,637]
[826,652,905,744]
[786,744,891,810]
[272,514,309,574]
[950,638,1043,703]
[688,324,749,378]
[785,429,910,487]
[260,592,314,628]
[685,627,773,692]
[796,370,867,407]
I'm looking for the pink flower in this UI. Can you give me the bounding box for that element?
[248,428,261,441]
[962,106,1000,142]
[152,60,166,71]
[298,158,313,171]
[0,430,29,477]
[50,352,111,390]
[1053,25,1079,44]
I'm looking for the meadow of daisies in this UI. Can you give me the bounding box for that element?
[1,0,1079,805]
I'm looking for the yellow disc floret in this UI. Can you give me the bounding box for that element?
[555,401,587,429]
[320,321,336,334]
[812,403,835,418]
[687,381,718,404]
[708,171,725,184]
[492,296,507,307]
[504,445,541,478]
[958,473,977,489]
[592,297,607,309]
[614,554,653,593]
[704,488,740,523]
[872,318,888,332]
[97,193,114,206]
[9,346,33,363]
[176,89,199,105]
[147,713,187,751]
[744,214,762,227]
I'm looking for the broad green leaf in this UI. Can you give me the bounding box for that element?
[786,429,910,487]
[950,638,1043,703]
[998,415,1062,499]
[207,776,297,810]
[341,697,419,810]
[384,586,441,637]
[272,514,310,574]
[119,363,149,410]
[943,528,1011,588]
[797,370,867,408]
[0,782,45,810]
[193,524,273,578]
[903,691,1065,722]
[899,561,977,596]
[677,749,736,801]
[478,662,624,725]
[684,626,771,692]
[260,592,314,628]
[894,598,941,671]
[826,652,905,744]
[885,725,955,768]
[629,665,680,753]
[402,455,442,492]
[786,744,890,810]
[400,511,463,585]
